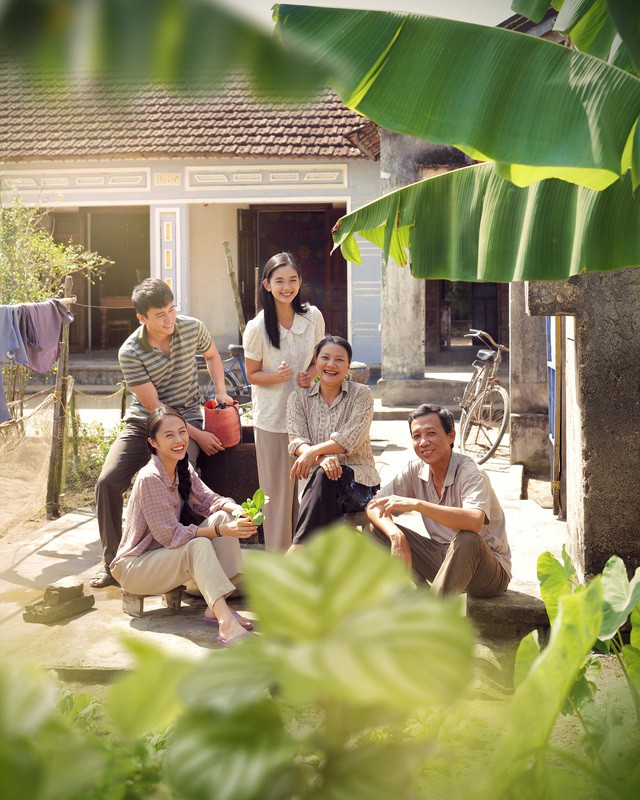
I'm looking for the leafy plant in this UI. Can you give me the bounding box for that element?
[4,534,640,799]
[506,549,640,798]
[235,487,268,526]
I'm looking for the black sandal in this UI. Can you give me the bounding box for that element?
[89,569,117,589]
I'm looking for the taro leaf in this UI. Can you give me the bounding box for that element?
[253,488,265,511]
[0,743,41,800]
[244,528,473,710]
[537,546,578,624]
[621,644,640,692]
[0,662,57,736]
[578,695,639,775]
[310,741,420,800]
[514,629,541,688]
[166,700,298,800]
[106,637,193,738]
[180,642,276,714]
[599,556,640,640]
[563,656,601,715]
[632,603,640,649]
[478,578,603,796]
[244,526,413,640]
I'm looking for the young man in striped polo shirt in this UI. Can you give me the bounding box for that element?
[91,279,234,588]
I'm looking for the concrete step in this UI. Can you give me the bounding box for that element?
[466,590,549,641]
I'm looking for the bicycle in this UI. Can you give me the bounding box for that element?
[196,344,251,405]
[456,329,510,465]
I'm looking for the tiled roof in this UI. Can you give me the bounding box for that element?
[0,71,368,162]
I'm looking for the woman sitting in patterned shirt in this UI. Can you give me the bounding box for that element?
[110,405,257,646]
[287,336,380,547]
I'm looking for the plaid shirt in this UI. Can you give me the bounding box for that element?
[110,455,233,567]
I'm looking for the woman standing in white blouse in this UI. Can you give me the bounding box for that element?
[243,252,325,550]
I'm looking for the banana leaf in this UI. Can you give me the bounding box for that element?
[276,4,640,191]
[332,161,640,282]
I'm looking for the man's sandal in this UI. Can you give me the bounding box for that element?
[89,570,117,589]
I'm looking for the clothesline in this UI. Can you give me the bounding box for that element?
[1,297,75,424]
[71,273,228,310]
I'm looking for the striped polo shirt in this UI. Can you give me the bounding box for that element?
[118,315,212,424]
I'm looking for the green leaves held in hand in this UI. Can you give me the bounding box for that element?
[244,527,474,710]
[106,637,193,739]
[239,488,267,524]
[538,546,579,624]
[253,488,265,511]
[599,556,640,640]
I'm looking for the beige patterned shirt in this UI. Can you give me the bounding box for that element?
[287,380,380,487]
[377,453,511,578]
[243,306,325,433]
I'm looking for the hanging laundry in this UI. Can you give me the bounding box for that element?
[0,305,27,423]
[16,300,74,373]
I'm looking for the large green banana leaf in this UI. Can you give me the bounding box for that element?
[276,4,640,191]
[514,0,639,74]
[332,161,640,282]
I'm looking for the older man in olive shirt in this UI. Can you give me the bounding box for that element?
[367,403,511,597]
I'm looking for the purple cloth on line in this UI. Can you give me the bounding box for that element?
[16,300,74,374]
[0,305,27,423]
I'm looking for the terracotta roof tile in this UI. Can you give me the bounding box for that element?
[0,70,367,161]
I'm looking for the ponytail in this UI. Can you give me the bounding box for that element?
[177,455,206,526]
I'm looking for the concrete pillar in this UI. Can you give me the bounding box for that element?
[151,204,190,313]
[527,269,640,576]
[509,282,549,473]
[377,131,471,406]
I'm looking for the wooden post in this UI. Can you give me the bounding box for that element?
[254,266,260,316]
[223,241,246,336]
[46,276,74,519]
[120,383,128,421]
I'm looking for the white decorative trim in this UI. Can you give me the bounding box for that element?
[185,164,347,190]
[154,206,183,308]
[1,166,151,193]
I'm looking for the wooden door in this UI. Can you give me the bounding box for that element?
[237,209,258,324]
[326,209,348,338]
[52,212,87,353]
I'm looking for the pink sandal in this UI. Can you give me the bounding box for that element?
[204,611,254,630]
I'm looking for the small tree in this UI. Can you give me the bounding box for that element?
[0,199,110,415]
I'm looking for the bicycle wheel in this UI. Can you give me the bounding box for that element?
[197,369,245,404]
[460,385,509,465]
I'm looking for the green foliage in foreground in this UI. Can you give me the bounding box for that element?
[2,531,640,799]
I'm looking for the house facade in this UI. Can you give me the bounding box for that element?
[0,77,382,364]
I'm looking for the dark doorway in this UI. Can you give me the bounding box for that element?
[53,208,150,351]
[237,205,348,339]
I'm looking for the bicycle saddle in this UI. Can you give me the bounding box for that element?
[476,349,497,361]
[228,344,244,356]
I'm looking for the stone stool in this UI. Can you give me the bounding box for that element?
[341,511,369,530]
[122,585,186,618]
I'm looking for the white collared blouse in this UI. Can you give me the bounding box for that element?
[243,306,325,433]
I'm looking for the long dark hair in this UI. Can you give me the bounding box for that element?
[146,406,205,527]
[258,252,309,349]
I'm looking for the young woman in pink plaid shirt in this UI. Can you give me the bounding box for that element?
[110,406,257,646]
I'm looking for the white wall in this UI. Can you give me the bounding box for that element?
[188,203,245,348]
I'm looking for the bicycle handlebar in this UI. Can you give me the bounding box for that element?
[464,329,509,352]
